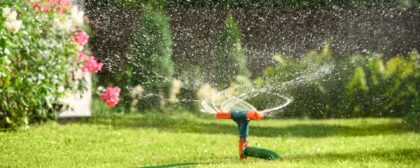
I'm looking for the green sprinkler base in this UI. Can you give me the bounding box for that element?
[242,147,281,160]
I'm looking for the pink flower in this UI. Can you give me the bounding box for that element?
[105,97,119,107]
[78,51,85,60]
[58,0,71,14]
[100,86,121,107]
[73,31,89,46]
[27,0,71,14]
[82,56,103,73]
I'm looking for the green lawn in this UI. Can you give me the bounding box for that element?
[0,113,419,167]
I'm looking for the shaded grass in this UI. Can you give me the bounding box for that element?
[85,113,408,137]
[0,113,419,167]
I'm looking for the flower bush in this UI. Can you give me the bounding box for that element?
[82,56,103,73]
[99,86,121,107]
[0,0,119,129]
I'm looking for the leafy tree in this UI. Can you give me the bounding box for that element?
[127,1,174,110]
[212,15,250,89]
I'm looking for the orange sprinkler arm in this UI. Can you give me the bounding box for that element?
[216,111,231,119]
[215,111,264,120]
[246,111,264,120]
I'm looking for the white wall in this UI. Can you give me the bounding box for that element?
[59,72,92,118]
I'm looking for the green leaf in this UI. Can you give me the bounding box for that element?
[347,67,368,92]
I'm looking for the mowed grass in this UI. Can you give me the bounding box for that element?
[0,113,419,168]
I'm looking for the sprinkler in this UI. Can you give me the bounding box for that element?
[216,109,281,160]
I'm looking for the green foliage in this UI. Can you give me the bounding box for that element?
[404,111,420,131]
[348,53,419,117]
[0,1,86,128]
[348,52,420,129]
[407,87,420,130]
[347,67,368,92]
[212,15,250,89]
[124,2,174,110]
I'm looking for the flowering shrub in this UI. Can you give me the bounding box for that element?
[99,86,121,107]
[73,31,89,46]
[82,56,103,73]
[0,0,119,128]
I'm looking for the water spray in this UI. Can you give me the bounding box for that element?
[133,64,330,161]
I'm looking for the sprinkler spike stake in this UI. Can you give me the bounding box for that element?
[216,109,280,160]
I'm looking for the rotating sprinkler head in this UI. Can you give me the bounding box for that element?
[216,109,281,160]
